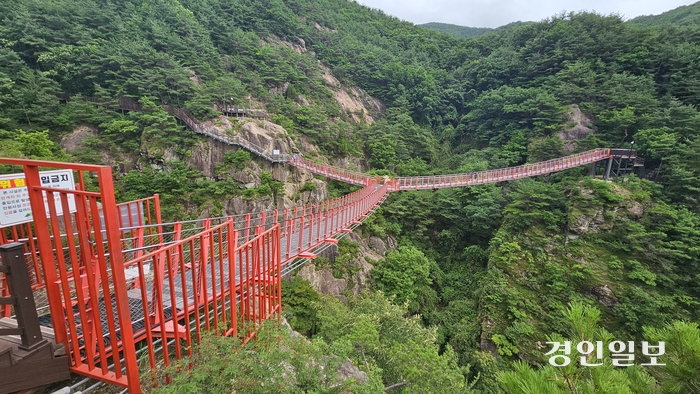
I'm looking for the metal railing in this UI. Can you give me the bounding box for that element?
[0,158,139,390]
[391,148,613,191]
[191,127,286,162]
[0,156,391,393]
[287,156,372,186]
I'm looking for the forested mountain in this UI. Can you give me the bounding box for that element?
[419,21,531,39]
[420,22,493,38]
[2,0,700,392]
[630,1,700,27]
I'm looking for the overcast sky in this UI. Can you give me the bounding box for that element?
[356,0,698,28]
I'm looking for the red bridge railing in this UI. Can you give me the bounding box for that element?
[115,177,389,260]
[288,156,371,186]
[0,157,385,393]
[279,183,389,263]
[121,222,281,381]
[392,148,611,191]
[285,149,614,192]
[0,145,617,392]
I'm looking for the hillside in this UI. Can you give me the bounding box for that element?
[419,21,531,39]
[2,0,700,392]
[630,1,700,26]
[420,22,493,38]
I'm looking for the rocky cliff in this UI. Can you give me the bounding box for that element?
[479,177,663,361]
[298,231,397,300]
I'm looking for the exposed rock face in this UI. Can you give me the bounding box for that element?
[197,116,299,157]
[589,285,619,307]
[223,195,276,217]
[627,201,644,218]
[186,68,203,87]
[314,22,337,33]
[330,156,365,173]
[269,81,290,96]
[299,135,320,155]
[185,138,231,178]
[60,101,354,222]
[480,338,499,356]
[296,95,311,106]
[240,120,298,154]
[570,208,606,235]
[318,62,384,125]
[297,267,352,302]
[337,360,369,384]
[558,104,596,153]
[480,318,499,355]
[298,232,394,300]
[266,35,308,54]
[280,316,304,339]
[61,125,96,153]
[353,232,391,260]
[193,155,328,216]
[279,317,369,387]
[569,183,645,236]
[368,237,387,256]
[61,125,138,173]
[263,35,383,125]
[183,116,329,213]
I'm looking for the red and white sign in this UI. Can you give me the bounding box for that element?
[0,170,76,228]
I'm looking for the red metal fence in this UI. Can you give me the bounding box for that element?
[0,158,139,388]
[279,183,389,263]
[121,222,281,383]
[287,148,612,192]
[0,159,284,393]
[0,155,379,392]
[116,180,390,265]
[0,195,162,318]
[288,156,373,186]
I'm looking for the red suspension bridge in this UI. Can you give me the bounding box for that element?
[0,141,634,393]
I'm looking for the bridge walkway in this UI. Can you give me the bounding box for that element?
[0,112,634,393]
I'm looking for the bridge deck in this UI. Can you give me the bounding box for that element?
[0,135,629,393]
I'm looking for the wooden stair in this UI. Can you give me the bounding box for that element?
[0,336,70,394]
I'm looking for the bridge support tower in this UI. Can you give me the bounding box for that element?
[604,157,613,181]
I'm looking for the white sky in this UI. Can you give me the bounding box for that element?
[356,0,698,28]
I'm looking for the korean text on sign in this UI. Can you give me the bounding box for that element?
[0,170,76,228]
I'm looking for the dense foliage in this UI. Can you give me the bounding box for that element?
[2,0,700,392]
[420,22,493,39]
[496,302,700,394]
[149,320,379,393]
[630,2,700,27]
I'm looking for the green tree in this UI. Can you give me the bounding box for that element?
[315,291,470,393]
[644,321,700,393]
[7,68,61,129]
[371,245,434,310]
[15,129,63,159]
[281,276,321,337]
[527,136,564,163]
[497,302,657,394]
[151,321,376,393]
[503,179,566,231]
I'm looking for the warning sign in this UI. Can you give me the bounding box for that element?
[0,170,76,228]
